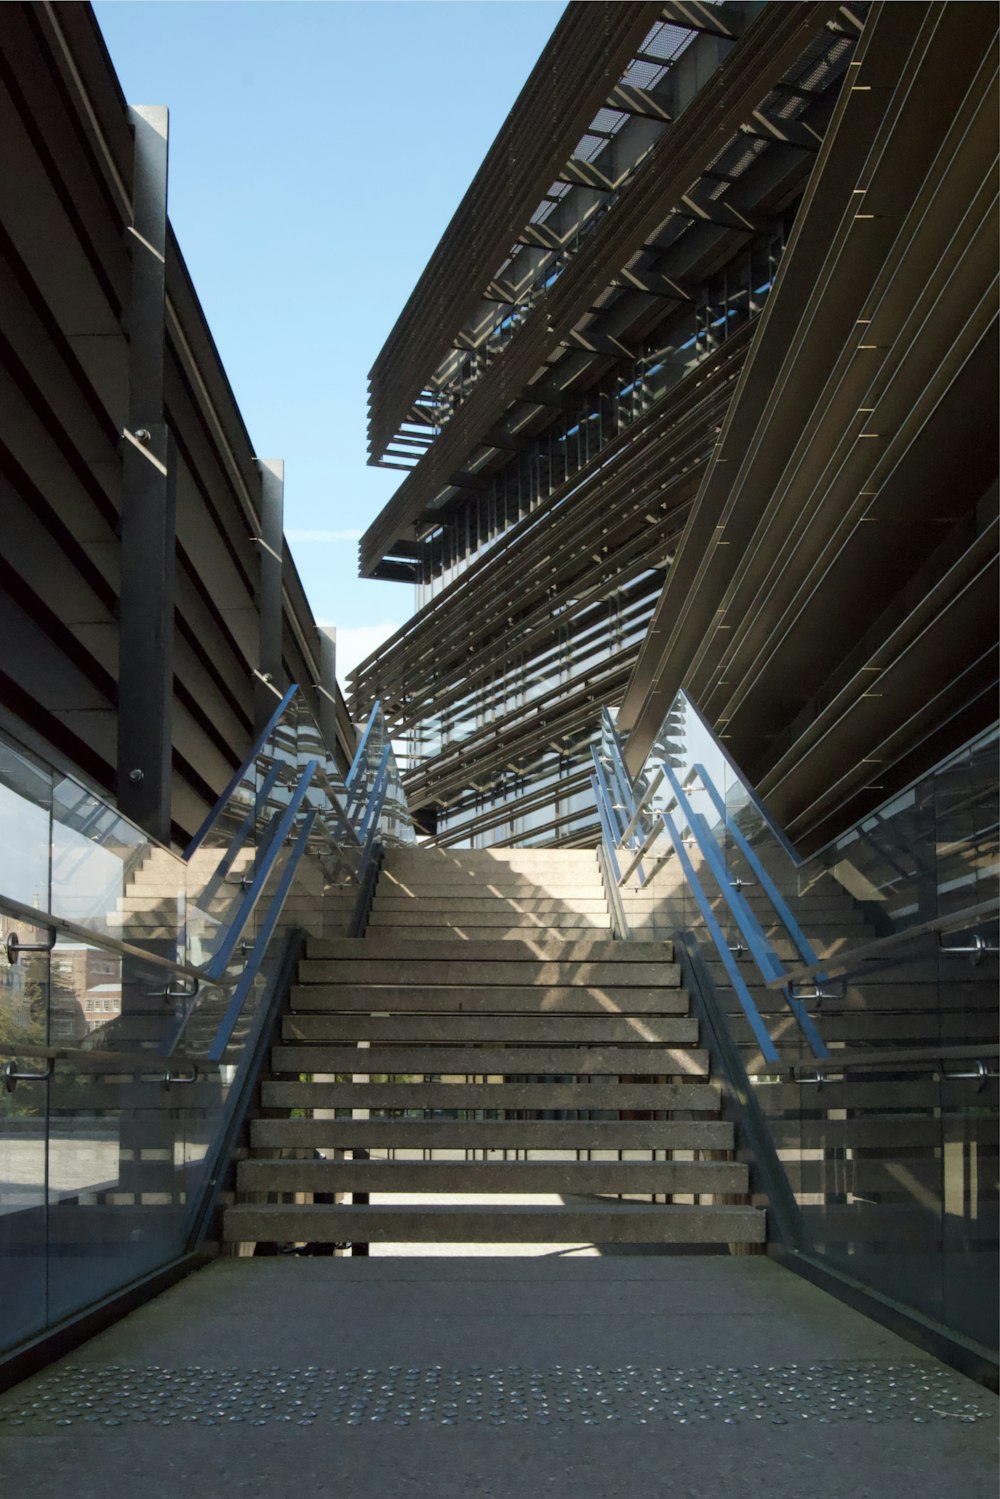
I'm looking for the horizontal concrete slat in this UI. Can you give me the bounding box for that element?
[364,923,611,935]
[236,1158,747,1194]
[308,937,670,961]
[289,984,689,1013]
[249,1118,735,1149]
[369,910,610,928]
[379,879,607,896]
[282,1014,693,1044]
[386,851,599,863]
[261,1080,721,1110]
[299,961,681,987]
[270,1041,706,1076]
[371,893,611,905]
[222,1201,765,1245]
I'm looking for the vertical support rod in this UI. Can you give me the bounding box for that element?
[117,105,175,843]
[254,459,285,734]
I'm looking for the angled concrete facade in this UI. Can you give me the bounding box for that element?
[351,1,998,852]
[0,2,357,847]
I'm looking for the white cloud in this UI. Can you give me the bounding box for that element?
[286,528,363,542]
[319,619,403,690]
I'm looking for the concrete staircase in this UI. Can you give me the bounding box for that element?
[223,847,764,1251]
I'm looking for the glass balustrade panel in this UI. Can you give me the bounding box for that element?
[0,909,51,1349]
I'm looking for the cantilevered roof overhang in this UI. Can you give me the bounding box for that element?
[618,0,1000,848]
[360,0,862,579]
[365,0,665,471]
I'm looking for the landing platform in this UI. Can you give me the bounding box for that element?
[0,1255,995,1498]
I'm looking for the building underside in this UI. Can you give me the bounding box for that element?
[350,0,998,854]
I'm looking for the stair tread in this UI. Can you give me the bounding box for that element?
[250,1119,735,1147]
[309,938,670,959]
[289,985,688,1012]
[300,962,681,987]
[223,1202,765,1244]
[237,1160,748,1191]
[261,1080,721,1109]
[270,1043,707,1075]
[282,1016,693,1041]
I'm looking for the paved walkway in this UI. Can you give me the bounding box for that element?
[0,1254,995,1498]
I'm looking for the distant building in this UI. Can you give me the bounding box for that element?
[351,2,997,855]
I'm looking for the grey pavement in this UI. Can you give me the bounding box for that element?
[0,1252,995,1499]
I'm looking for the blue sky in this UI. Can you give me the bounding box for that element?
[93,0,564,683]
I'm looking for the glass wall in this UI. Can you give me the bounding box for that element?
[605,693,998,1349]
[0,696,412,1361]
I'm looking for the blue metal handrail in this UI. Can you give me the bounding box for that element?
[184,684,299,858]
[693,765,824,974]
[205,809,317,1063]
[590,714,827,1063]
[203,760,318,981]
[346,702,384,796]
[193,759,285,913]
[161,716,409,1057]
[659,809,780,1067]
[663,763,785,984]
[661,764,828,1060]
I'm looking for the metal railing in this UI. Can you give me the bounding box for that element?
[591,692,998,1364]
[0,692,413,1366]
[591,709,828,1063]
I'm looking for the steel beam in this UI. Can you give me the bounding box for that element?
[117,105,175,842]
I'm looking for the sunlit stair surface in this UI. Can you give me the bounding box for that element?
[223,847,764,1251]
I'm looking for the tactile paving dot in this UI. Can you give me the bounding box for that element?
[0,1362,989,1431]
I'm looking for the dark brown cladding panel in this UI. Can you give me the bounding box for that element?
[360,1,840,576]
[366,0,664,464]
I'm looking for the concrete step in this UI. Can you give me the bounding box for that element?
[261,1080,721,1111]
[305,937,671,962]
[281,1014,694,1044]
[379,876,606,896]
[385,849,599,865]
[249,1118,735,1150]
[368,910,610,928]
[298,960,681,988]
[106,912,188,929]
[371,897,611,912]
[236,1158,748,1195]
[364,923,611,935]
[111,889,187,902]
[112,898,189,912]
[289,983,688,1013]
[270,1041,706,1076]
[222,1202,764,1245]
